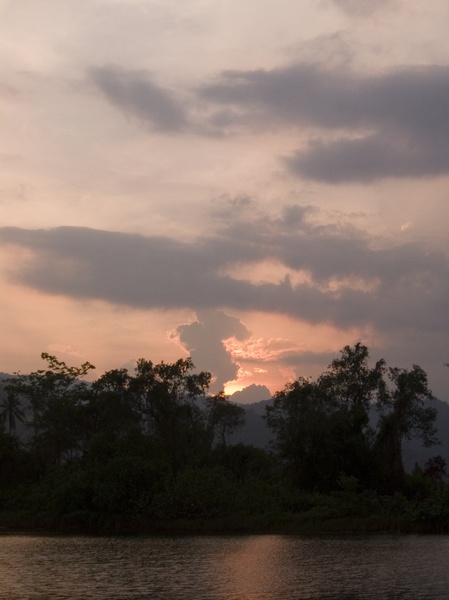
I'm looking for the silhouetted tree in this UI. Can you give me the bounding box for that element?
[374,364,438,493]
[266,377,340,490]
[316,343,387,485]
[205,392,246,446]
[3,353,95,467]
[318,343,387,411]
[0,388,25,436]
[132,358,212,473]
[424,455,447,487]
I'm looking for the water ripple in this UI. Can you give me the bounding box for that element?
[0,533,448,599]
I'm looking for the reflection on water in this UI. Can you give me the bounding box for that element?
[1,533,449,599]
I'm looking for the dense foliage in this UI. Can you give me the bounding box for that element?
[0,344,447,533]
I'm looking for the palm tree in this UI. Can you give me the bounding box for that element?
[0,390,25,436]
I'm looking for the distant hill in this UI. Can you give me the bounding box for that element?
[230,384,272,404]
[229,399,273,448]
[402,397,449,472]
[0,372,14,386]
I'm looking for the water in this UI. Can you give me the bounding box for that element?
[1,533,448,599]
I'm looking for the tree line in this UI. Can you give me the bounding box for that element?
[0,344,447,532]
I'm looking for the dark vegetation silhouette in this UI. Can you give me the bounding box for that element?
[1,344,448,533]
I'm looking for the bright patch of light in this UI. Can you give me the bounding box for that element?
[221,260,312,287]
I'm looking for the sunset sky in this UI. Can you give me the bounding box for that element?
[1,0,449,401]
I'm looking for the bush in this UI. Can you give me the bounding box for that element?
[151,466,238,519]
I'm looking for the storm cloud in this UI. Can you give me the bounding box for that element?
[1,207,448,334]
[176,310,251,393]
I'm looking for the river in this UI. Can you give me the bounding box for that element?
[0,533,448,599]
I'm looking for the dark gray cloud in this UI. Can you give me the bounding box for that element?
[1,213,448,334]
[331,0,393,17]
[91,65,187,132]
[88,61,449,180]
[285,133,449,183]
[199,63,449,181]
[176,310,250,393]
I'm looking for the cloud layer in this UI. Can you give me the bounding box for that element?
[90,60,449,182]
[199,64,449,182]
[2,205,448,335]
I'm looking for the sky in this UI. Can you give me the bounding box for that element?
[1,0,449,401]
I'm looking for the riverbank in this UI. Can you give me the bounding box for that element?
[2,504,448,536]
